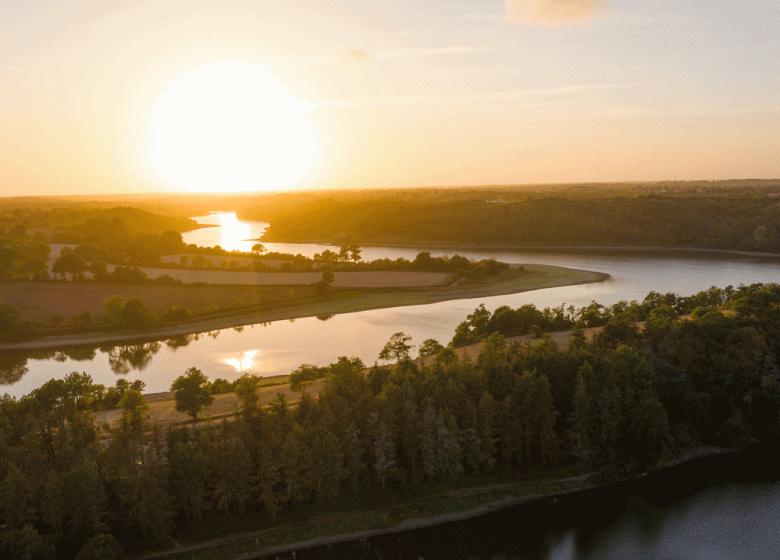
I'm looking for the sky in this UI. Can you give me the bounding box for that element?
[1,0,778,195]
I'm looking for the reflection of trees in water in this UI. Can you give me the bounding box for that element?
[52,347,98,362]
[0,351,29,384]
[101,342,161,375]
[60,346,98,361]
[165,334,195,350]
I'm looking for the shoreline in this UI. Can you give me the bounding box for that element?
[243,448,737,560]
[131,446,736,560]
[255,237,780,261]
[0,264,608,352]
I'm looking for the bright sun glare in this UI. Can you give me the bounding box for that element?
[145,62,317,193]
[225,350,259,373]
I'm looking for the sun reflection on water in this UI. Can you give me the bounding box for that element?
[224,349,259,372]
[217,213,253,252]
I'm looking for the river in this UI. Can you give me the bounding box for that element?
[2,212,780,398]
[6,212,780,559]
[261,446,780,560]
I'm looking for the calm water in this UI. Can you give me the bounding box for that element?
[6,214,780,559]
[3,213,780,397]
[260,448,780,560]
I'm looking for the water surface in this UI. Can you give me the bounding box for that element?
[4,214,780,397]
[263,449,780,560]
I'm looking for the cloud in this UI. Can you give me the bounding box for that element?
[505,0,608,27]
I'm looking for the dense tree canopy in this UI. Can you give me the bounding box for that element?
[254,185,780,253]
[4,282,780,558]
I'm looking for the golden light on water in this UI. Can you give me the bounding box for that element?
[216,212,252,252]
[224,349,259,373]
[144,61,318,193]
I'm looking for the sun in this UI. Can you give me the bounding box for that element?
[144,61,318,192]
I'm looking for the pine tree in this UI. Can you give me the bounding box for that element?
[374,421,396,488]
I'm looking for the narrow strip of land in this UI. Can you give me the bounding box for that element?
[0,264,608,351]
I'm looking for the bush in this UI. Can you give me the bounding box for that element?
[163,306,192,323]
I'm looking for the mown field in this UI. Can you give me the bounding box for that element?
[0,282,315,323]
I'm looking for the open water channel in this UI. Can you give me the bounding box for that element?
[3,212,780,398]
[4,212,780,559]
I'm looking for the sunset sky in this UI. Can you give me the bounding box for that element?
[1,0,778,195]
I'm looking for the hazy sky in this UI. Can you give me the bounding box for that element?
[1,0,778,195]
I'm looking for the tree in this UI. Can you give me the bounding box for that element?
[312,431,344,500]
[52,252,88,280]
[374,421,396,488]
[213,438,254,514]
[234,374,260,414]
[19,258,47,280]
[378,332,414,364]
[170,367,214,421]
[349,245,362,262]
[314,269,335,294]
[339,244,362,263]
[88,260,108,282]
[103,295,127,326]
[118,389,149,445]
[251,243,266,256]
[0,303,21,339]
[321,269,335,284]
[75,534,122,560]
[289,364,320,396]
[121,298,155,329]
[418,338,444,359]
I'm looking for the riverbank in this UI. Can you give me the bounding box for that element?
[0,264,608,351]
[255,235,780,261]
[131,445,738,560]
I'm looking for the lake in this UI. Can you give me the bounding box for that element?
[256,445,780,560]
[3,212,780,398]
[5,213,780,559]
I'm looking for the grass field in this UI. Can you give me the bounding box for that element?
[0,282,318,323]
[0,265,608,351]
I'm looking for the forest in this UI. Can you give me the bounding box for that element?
[8,181,780,255]
[2,282,780,559]
[248,181,780,252]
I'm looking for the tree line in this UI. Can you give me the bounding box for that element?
[257,191,780,252]
[3,283,780,558]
